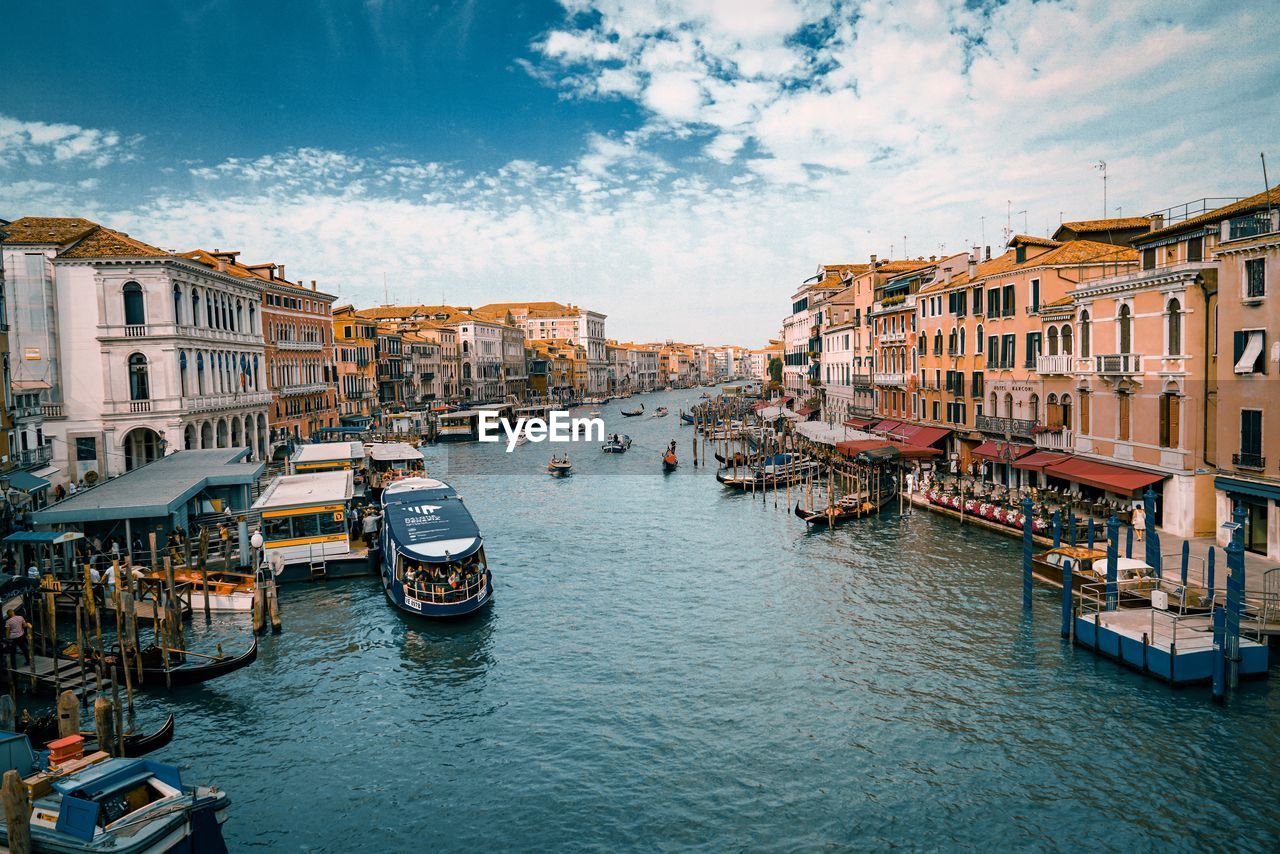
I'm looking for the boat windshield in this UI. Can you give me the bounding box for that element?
[397,552,486,604]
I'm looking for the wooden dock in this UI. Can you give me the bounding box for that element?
[8,654,116,703]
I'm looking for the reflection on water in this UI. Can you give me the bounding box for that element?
[111,389,1280,851]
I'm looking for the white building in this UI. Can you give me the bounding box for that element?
[626,345,660,391]
[1,218,270,485]
[475,302,608,395]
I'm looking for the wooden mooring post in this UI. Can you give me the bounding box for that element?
[2,768,31,854]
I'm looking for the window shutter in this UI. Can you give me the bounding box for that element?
[1260,331,1268,374]
[1142,248,1156,270]
[1159,395,1170,447]
[1234,331,1246,365]
[1169,395,1180,447]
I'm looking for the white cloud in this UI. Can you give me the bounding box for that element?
[0,114,132,168]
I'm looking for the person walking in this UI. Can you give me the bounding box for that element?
[362,509,381,547]
[5,610,30,665]
[1132,503,1146,541]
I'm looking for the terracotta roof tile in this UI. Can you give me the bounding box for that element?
[0,216,99,245]
[1058,217,1152,233]
[1007,234,1062,248]
[59,226,169,259]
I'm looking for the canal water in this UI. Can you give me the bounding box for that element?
[140,390,1278,850]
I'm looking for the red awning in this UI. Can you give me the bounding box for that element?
[972,441,1035,461]
[1041,457,1165,496]
[898,425,951,448]
[872,419,904,434]
[1012,451,1072,472]
[836,439,942,460]
[844,417,876,429]
[795,405,816,417]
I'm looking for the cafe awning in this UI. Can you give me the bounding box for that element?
[871,419,905,434]
[4,469,51,493]
[843,416,876,430]
[1013,451,1072,472]
[4,531,83,545]
[896,425,951,448]
[1041,457,1165,496]
[972,441,1035,461]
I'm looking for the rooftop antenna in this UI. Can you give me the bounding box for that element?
[903,235,908,258]
[1116,205,1123,217]
[980,215,986,248]
[1017,210,1028,233]
[1004,200,1013,245]
[383,272,389,306]
[1263,152,1273,222]
[1095,160,1107,217]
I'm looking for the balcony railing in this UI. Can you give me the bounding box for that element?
[278,382,331,397]
[14,446,52,469]
[880,330,907,344]
[1094,353,1144,375]
[852,373,874,389]
[124,324,148,338]
[275,339,324,351]
[41,403,64,419]
[1233,451,1266,471]
[1224,210,1280,242]
[1034,428,1074,451]
[1036,354,1073,375]
[976,414,1037,438]
[872,372,905,387]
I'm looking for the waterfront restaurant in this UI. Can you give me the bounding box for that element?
[28,448,264,563]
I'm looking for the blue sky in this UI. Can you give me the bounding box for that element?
[2,0,1279,343]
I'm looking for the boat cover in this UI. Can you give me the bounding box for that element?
[385,492,482,562]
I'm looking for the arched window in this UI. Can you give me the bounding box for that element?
[172,285,183,324]
[1061,394,1073,431]
[462,340,470,354]
[959,327,966,354]
[990,391,997,415]
[1080,310,1091,357]
[1047,326,1059,355]
[206,290,214,327]
[948,330,957,354]
[1029,393,1040,423]
[191,290,200,327]
[933,330,943,355]
[179,350,188,396]
[1004,392,1014,419]
[123,282,145,326]
[249,303,256,331]
[128,353,150,400]
[1118,304,1132,353]
[236,299,244,332]
[1061,324,1073,355]
[1167,298,1182,356]
[976,324,984,353]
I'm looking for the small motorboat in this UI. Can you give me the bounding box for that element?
[653,407,669,417]
[621,403,645,417]
[0,733,230,852]
[548,454,573,476]
[602,434,632,453]
[141,568,254,612]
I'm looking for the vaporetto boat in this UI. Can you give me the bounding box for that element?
[379,477,492,618]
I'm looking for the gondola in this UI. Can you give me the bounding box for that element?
[71,637,259,689]
[714,450,749,466]
[794,490,895,527]
[620,403,645,417]
[18,711,175,758]
[662,451,678,472]
[680,412,695,425]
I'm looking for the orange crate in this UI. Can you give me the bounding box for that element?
[47,734,84,764]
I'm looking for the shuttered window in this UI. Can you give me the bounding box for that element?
[1118,393,1131,441]
[1080,392,1091,434]
[1142,248,1156,270]
[1159,393,1180,448]
[1241,410,1262,456]
[1187,236,1203,262]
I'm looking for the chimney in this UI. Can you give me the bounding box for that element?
[968,251,977,278]
[985,245,992,260]
[216,257,227,272]
[1149,214,1164,231]
[276,264,285,281]
[929,254,936,262]
[311,279,318,291]
[869,254,877,266]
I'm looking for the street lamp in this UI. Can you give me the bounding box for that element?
[250,530,264,572]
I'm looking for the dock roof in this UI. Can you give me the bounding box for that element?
[31,449,263,524]
[252,470,353,510]
[291,441,365,464]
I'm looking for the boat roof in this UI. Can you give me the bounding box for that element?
[291,441,365,464]
[252,470,354,510]
[382,476,453,499]
[367,442,425,462]
[383,481,481,562]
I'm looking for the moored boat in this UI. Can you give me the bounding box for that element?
[1031,546,1171,607]
[19,712,176,759]
[379,476,492,618]
[0,731,230,852]
[679,412,694,425]
[74,638,259,689]
[140,568,254,612]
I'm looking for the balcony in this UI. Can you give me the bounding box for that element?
[1223,210,1279,242]
[1094,353,1144,375]
[130,400,151,413]
[1034,428,1074,451]
[11,404,41,420]
[275,339,324,351]
[852,373,874,389]
[124,324,148,338]
[872,372,905,387]
[1036,354,1073,375]
[41,403,65,420]
[180,391,273,414]
[976,414,1037,438]
[278,382,331,397]
[1233,451,1266,471]
[13,445,52,469]
[880,330,907,344]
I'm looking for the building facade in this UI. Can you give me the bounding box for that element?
[332,305,379,427]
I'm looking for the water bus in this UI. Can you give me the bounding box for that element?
[288,440,368,495]
[367,442,426,494]
[436,409,482,442]
[251,470,362,583]
[379,477,491,618]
